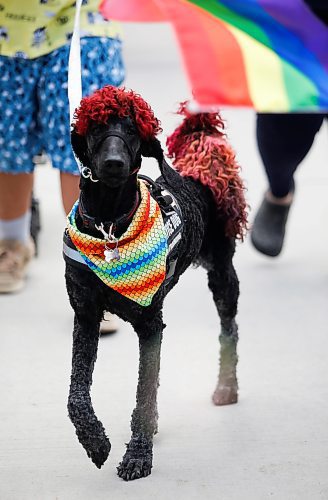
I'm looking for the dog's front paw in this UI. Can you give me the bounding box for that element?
[117,436,153,481]
[117,456,152,481]
[212,384,238,406]
[86,436,111,469]
[76,425,111,468]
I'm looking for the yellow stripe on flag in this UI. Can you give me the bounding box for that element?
[225,23,290,111]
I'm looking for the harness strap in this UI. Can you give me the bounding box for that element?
[63,230,90,272]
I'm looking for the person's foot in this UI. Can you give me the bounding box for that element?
[251,192,293,257]
[0,239,35,293]
[100,311,119,335]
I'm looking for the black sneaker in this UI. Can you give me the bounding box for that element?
[30,196,41,256]
[251,197,292,257]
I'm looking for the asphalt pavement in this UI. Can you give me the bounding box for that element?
[0,24,327,500]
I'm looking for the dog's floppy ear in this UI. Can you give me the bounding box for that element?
[71,128,90,169]
[140,138,183,188]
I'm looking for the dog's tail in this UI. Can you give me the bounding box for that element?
[167,103,248,240]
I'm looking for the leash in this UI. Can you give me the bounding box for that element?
[68,0,83,172]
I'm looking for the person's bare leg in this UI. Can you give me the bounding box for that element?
[0,173,35,292]
[0,173,33,219]
[60,172,80,215]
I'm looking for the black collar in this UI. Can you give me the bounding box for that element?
[78,190,140,236]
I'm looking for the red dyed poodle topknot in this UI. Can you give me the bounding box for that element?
[73,85,162,140]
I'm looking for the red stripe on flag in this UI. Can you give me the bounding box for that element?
[100,0,168,22]
[159,0,253,106]
[197,4,253,106]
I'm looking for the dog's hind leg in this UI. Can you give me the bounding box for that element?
[207,237,239,406]
[117,314,163,481]
[67,308,111,468]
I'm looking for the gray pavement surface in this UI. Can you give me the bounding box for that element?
[1,24,327,500]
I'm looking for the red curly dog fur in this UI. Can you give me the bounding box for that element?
[74,85,162,140]
[167,103,248,240]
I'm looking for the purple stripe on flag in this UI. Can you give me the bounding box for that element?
[258,0,328,71]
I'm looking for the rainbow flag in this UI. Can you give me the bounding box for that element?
[100,0,328,112]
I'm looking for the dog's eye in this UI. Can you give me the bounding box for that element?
[89,123,104,136]
[93,125,104,135]
[126,126,136,136]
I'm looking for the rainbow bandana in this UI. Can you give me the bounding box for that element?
[66,180,168,306]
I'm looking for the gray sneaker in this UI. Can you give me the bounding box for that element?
[251,197,291,257]
[0,239,35,293]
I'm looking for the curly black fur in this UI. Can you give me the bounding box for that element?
[65,115,240,480]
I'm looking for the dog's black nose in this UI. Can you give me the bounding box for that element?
[103,159,125,172]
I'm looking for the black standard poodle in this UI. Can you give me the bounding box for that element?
[64,86,248,481]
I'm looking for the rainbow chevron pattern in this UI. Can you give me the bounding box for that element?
[66,180,168,306]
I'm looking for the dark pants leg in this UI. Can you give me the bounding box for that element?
[256,113,325,197]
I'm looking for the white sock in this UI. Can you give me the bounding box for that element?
[0,211,32,244]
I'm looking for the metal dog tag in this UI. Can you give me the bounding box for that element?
[104,247,120,263]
